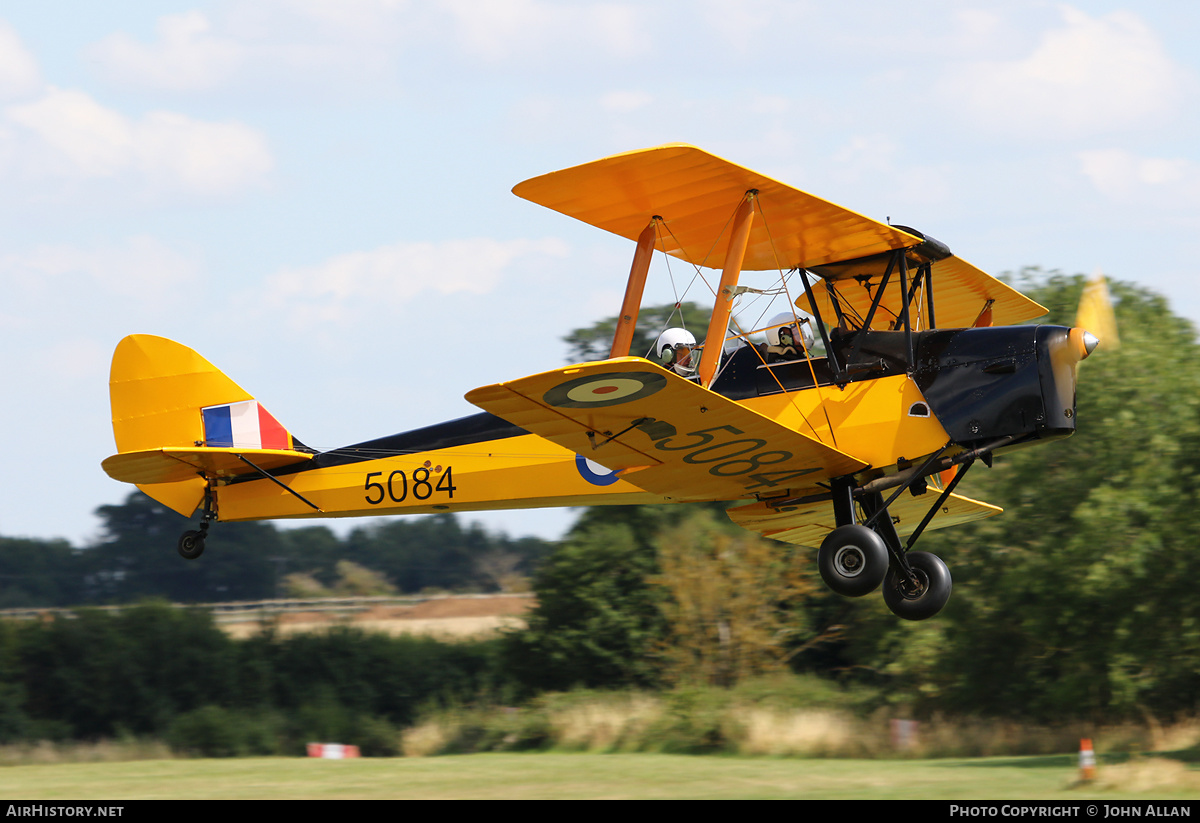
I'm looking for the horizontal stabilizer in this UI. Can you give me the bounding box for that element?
[102,447,313,486]
[727,490,1002,549]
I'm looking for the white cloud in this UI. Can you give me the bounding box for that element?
[699,0,815,52]
[79,6,406,101]
[4,87,272,195]
[0,235,200,303]
[27,337,111,381]
[134,110,273,195]
[942,6,1186,138]
[265,236,571,325]
[7,88,130,177]
[88,11,243,92]
[601,90,653,113]
[86,1,651,97]
[0,21,40,101]
[91,5,416,95]
[440,0,650,62]
[830,134,898,180]
[1078,148,1200,203]
[229,0,414,42]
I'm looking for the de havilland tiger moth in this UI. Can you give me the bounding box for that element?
[101,143,1098,620]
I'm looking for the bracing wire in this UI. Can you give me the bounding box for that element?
[751,195,840,447]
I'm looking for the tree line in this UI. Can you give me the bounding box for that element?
[0,498,552,607]
[0,601,505,754]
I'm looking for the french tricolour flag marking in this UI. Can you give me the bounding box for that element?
[202,400,289,450]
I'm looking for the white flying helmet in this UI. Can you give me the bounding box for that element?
[765,312,814,349]
[654,327,697,375]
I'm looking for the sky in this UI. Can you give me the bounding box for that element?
[3,0,1200,548]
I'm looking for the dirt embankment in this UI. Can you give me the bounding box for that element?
[220,594,534,640]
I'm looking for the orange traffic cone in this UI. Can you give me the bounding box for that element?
[1079,738,1096,781]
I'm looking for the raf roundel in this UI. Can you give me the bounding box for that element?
[543,371,668,409]
[575,454,622,486]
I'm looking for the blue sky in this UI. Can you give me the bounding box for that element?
[3,1,1199,547]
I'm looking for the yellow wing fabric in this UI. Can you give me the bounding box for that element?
[514,143,1046,329]
[466,358,866,502]
[102,447,313,485]
[808,254,1048,330]
[728,490,1002,549]
[513,143,921,271]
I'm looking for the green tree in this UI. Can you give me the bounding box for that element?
[17,602,237,738]
[0,537,84,608]
[870,271,1200,720]
[563,301,711,362]
[342,515,486,593]
[337,514,552,594]
[652,509,816,687]
[505,507,675,691]
[271,526,343,596]
[85,492,279,603]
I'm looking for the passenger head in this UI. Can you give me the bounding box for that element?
[766,312,813,350]
[654,328,697,375]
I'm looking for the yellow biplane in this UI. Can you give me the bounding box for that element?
[102,144,1097,620]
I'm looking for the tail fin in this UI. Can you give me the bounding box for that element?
[103,334,308,516]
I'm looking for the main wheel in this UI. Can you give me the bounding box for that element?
[178,530,206,560]
[818,525,889,597]
[883,551,952,620]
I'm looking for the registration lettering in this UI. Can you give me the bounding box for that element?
[645,424,815,488]
[364,466,456,505]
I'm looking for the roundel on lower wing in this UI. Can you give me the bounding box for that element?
[575,454,622,486]
[543,371,668,409]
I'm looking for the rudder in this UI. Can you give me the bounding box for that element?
[105,335,301,516]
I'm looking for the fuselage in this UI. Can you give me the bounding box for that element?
[214,323,1080,523]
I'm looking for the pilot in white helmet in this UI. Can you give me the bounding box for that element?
[765,312,814,362]
[654,328,697,376]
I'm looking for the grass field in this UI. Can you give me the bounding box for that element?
[3,753,1200,800]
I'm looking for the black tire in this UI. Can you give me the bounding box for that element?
[818,524,889,597]
[883,551,952,620]
[178,530,206,560]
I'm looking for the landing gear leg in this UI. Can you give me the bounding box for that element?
[178,483,215,560]
[860,489,953,621]
[818,478,889,596]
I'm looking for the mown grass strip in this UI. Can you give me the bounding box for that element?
[2,753,1199,800]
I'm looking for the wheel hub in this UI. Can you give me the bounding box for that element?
[833,546,865,577]
[896,567,929,599]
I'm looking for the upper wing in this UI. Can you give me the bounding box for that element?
[465,358,866,502]
[809,253,1047,329]
[512,143,920,271]
[514,144,1045,329]
[728,489,1002,548]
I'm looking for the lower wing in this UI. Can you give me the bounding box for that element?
[728,490,1002,548]
[466,358,866,502]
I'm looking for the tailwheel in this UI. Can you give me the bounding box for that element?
[883,551,952,620]
[818,524,889,597]
[177,530,205,560]
[178,520,209,561]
